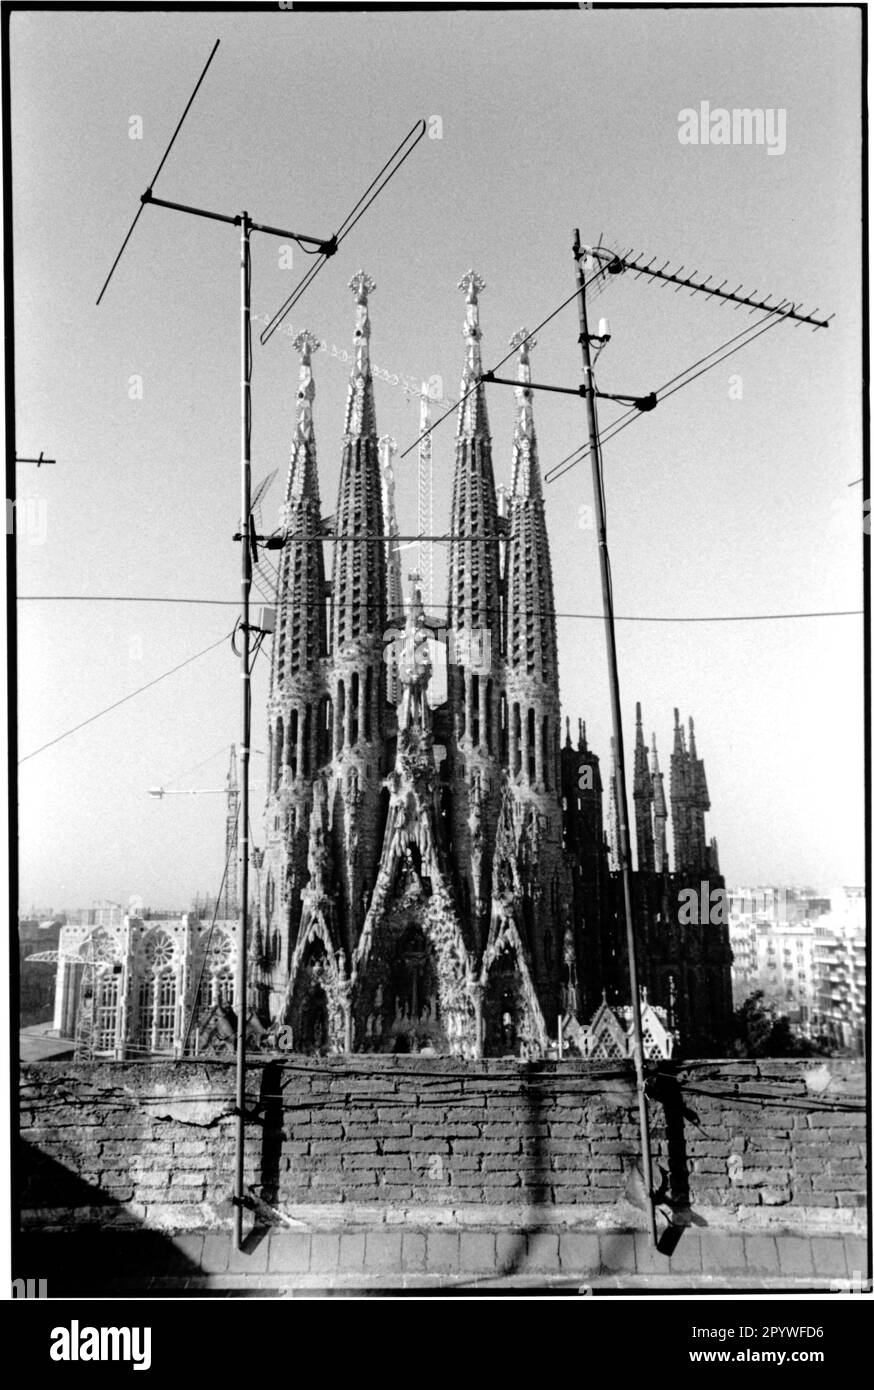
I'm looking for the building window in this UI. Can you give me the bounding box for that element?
[337,680,346,750]
[199,965,233,1011]
[274,717,284,793]
[289,709,298,778]
[303,705,312,777]
[350,672,359,744]
[155,972,176,1050]
[364,668,373,742]
[471,674,480,747]
[137,975,154,1047]
[485,678,493,754]
[94,972,120,1054]
[135,930,179,1054]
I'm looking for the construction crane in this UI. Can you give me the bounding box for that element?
[24,935,104,1060]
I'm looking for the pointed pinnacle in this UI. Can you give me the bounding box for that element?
[292,329,320,362]
[458,269,486,303]
[509,326,536,361]
[349,270,376,303]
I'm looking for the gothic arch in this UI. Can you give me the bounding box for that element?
[133,927,182,1055]
[286,915,347,1053]
[194,924,236,1014]
[481,926,547,1058]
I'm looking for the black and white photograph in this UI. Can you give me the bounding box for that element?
[5,0,869,1332]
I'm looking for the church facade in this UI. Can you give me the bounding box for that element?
[52,270,732,1061]
[255,270,733,1059]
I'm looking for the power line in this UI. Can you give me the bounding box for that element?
[546,305,789,485]
[397,269,609,461]
[161,744,236,789]
[17,596,862,622]
[18,630,232,764]
[259,118,427,346]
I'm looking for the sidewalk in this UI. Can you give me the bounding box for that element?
[17,1225,867,1296]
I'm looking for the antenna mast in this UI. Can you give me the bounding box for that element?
[96,41,425,1252]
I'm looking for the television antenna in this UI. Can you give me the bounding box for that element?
[482,230,833,1248]
[96,37,426,1249]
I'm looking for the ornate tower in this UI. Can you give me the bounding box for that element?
[502,328,567,1023]
[651,731,669,875]
[329,272,388,955]
[445,271,503,950]
[670,709,691,874]
[263,330,328,1014]
[687,716,711,873]
[633,703,655,873]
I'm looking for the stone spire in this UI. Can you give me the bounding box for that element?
[286,329,320,503]
[670,708,691,874]
[329,273,387,955]
[270,331,328,697]
[502,327,565,1026]
[687,715,713,874]
[633,702,655,873]
[263,332,329,1015]
[344,270,377,439]
[456,269,490,440]
[509,329,540,497]
[332,273,386,652]
[445,272,503,951]
[651,731,669,874]
[505,328,559,743]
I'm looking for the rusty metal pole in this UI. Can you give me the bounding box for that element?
[572,228,657,1246]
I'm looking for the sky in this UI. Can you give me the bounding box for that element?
[10,4,865,913]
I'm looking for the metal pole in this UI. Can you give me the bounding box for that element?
[572,228,657,1245]
[233,212,252,1251]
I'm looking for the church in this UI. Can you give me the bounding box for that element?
[52,269,733,1062]
[255,268,733,1058]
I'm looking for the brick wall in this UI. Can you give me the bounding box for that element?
[19,1057,866,1234]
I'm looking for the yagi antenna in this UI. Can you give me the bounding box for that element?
[609,248,832,330]
[96,39,221,305]
[93,38,425,1254]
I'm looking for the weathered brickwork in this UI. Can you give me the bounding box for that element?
[20,1058,866,1234]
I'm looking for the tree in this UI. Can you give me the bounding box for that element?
[733,990,822,1058]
